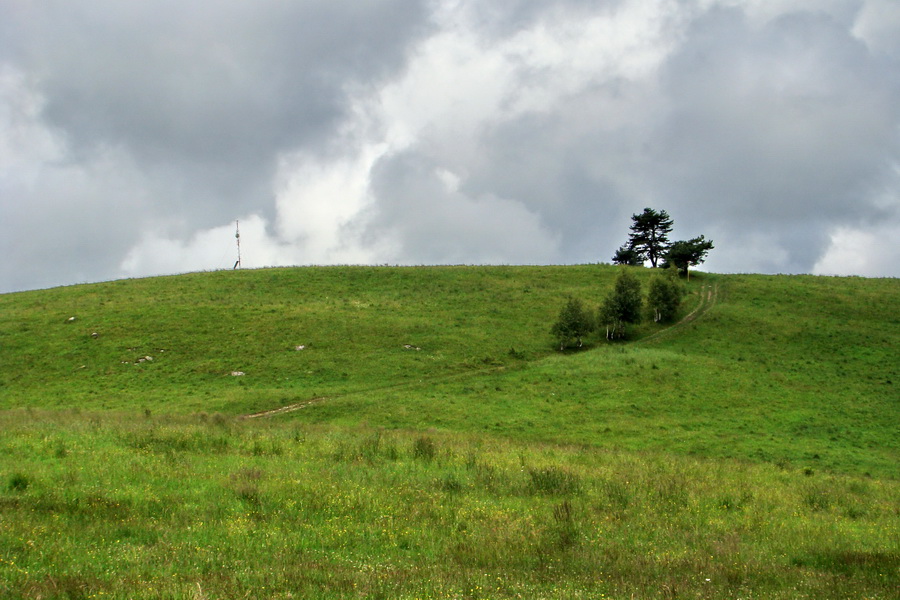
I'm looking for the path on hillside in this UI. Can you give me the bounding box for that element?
[240,363,516,420]
[242,281,719,419]
[637,281,718,345]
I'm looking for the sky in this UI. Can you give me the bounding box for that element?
[2,0,899,293]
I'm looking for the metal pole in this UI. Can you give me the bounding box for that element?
[234,220,241,269]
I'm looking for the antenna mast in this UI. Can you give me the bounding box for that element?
[234,220,242,269]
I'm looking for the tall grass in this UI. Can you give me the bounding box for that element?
[1,266,898,597]
[4,266,895,476]
[0,411,897,599]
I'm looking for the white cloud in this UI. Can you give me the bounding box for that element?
[3,0,900,291]
[119,214,293,277]
[265,0,686,266]
[273,143,386,264]
[375,0,681,152]
[813,224,900,277]
[853,0,900,57]
[0,65,63,177]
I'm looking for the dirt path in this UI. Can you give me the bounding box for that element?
[240,365,511,419]
[638,281,718,345]
[242,281,719,419]
[241,398,326,419]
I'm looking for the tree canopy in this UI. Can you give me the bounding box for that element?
[615,208,674,268]
[551,296,594,350]
[612,208,714,277]
[611,244,643,267]
[664,236,715,279]
[599,269,642,339]
[647,272,684,322]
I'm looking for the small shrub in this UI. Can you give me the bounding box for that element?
[412,436,436,461]
[804,487,832,512]
[527,466,581,496]
[231,468,263,481]
[230,469,264,506]
[551,500,579,548]
[235,483,260,506]
[8,472,30,492]
[360,432,382,461]
[717,492,752,512]
[332,432,398,463]
[508,347,526,359]
[249,437,283,456]
[599,268,643,339]
[54,440,69,459]
[599,478,631,513]
[441,474,463,493]
[470,460,507,493]
[384,442,400,461]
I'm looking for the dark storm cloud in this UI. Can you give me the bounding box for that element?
[14,0,428,218]
[0,0,430,291]
[457,108,638,263]
[23,1,427,151]
[0,155,148,292]
[365,149,559,264]
[2,0,899,293]
[462,0,627,36]
[337,1,900,275]
[650,7,900,272]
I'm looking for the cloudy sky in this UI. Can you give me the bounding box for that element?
[2,0,899,293]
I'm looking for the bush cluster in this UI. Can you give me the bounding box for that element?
[551,268,684,348]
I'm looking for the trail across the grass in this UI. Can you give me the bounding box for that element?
[242,282,718,419]
[638,282,718,345]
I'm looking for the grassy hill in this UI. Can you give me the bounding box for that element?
[1,266,898,599]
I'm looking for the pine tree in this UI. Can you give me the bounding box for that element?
[612,244,642,266]
[626,208,674,268]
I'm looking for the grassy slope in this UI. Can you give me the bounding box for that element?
[1,266,899,598]
[3,265,894,477]
[1,414,897,599]
[312,273,898,477]
[1,266,598,414]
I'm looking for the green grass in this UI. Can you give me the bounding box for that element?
[1,265,898,598]
[1,266,611,414]
[1,412,897,599]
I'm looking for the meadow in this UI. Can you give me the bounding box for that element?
[1,265,898,598]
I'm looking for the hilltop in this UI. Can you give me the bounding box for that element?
[1,265,896,477]
[1,266,898,599]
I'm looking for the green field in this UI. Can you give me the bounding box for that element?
[1,265,898,598]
